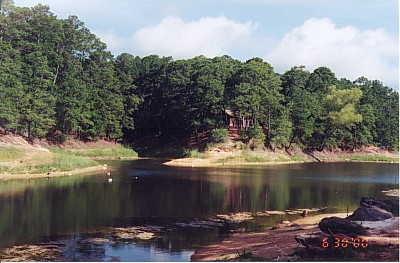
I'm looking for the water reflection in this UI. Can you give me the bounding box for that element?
[0,160,397,256]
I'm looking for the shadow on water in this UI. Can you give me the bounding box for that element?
[0,160,397,261]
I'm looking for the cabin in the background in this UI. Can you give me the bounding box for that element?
[225,110,250,130]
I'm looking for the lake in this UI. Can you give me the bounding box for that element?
[0,160,398,261]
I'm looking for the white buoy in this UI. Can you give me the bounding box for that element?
[108,178,113,183]
[107,172,111,176]
[68,173,72,176]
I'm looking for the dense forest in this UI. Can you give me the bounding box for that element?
[0,3,398,151]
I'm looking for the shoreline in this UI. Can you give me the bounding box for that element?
[163,158,399,168]
[1,157,397,180]
[0,165,104,181]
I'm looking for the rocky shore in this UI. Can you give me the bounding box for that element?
[191,197,399,261]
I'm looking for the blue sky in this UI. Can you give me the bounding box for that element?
[14,0,399,88]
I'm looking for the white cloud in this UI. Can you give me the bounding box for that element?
[267,18,399,88]
[93,30,127,52]
[129,15,257,59]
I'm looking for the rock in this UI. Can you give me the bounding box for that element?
[381,189,399,197]
[347,204,394,221]
[382,199,399,216]
[113,226,158,240]
[295,232,332,252]
[319,217,368,235]
[362,217,399,233]
[360,197,399,216]
[82,238,112,244]
[0,244,62,261]
[215,212,253,223]
[265,210,285,215]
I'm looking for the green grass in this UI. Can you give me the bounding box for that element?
[348,154,398,162]
[0,145,100,174]
[50,146,138,159]
[0,146,25,160]
[183,148,205,158]
[0,153,98,174]
[243,154,270,162]
[35,153,99,173]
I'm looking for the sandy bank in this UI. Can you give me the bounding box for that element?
[164,157,398,168]
[163,158,308,167]
[0,165,104,181]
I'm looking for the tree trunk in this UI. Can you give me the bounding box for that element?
[53,65,60,84]
[266,108,271,147]
[28,121,32,142]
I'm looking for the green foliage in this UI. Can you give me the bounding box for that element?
[34,154,98,173]
[240,125,265,144]
[209,128,228,143]
[243,153,269,163]
[270,108,293,148]
[182,148,205,158]
[0,2,398,153]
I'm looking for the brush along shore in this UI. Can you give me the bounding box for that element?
[164,142,399,167]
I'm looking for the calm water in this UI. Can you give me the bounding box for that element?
[0,160,398,261]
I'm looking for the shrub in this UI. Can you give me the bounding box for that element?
[240,125,265,144]
[209,128,229,143]
[182,148,204,158]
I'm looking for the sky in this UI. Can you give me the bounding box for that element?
[14,0,399,89]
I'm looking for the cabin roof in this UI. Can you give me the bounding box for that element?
[225,109,234,116]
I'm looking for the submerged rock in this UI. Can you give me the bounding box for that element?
[215,212,253,223]
[113,226,160,240]
[82,237,112,244]
[0,244,62,262]
[264,210,285,215]
[175,219,225,228]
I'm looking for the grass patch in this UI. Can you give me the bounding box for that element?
[244,154,269,162]
[36,153,99,173]
[183,148,205,158]
[0,146,25,160]
[50,146,138,159]
[0,153,98,174]
[290,155,310,162]
[348,155,398,162]
[0,145,99,174]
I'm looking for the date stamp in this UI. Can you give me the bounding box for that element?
[322,237,368,249]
